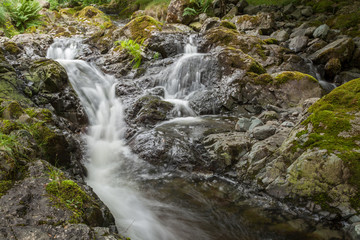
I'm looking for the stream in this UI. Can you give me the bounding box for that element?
[47,38,344,240]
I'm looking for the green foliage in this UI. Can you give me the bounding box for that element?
[246,0,298,5]
[0,4,8,26]
[3,0,42,32]
[135,0,170,8]
[120,39,143,68]
[0,133,17,152]
[183,0,213,17]
[46,0,110,9]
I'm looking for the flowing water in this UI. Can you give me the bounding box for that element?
[47,38,345,240]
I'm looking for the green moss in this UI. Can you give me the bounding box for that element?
[3,42,21,55]
[263,38,279,45]
[0,120,22,135]
[253,73,273,85]
[0,180,13,198]
[220,20,236,30]
[273,71,318,85]
[249,60,266,74]
[124,15,162,42]
[328,10,360,34]
[205,27,241,47]
[295,78,360,209]
[75,6,113,29]
[311,0,335,13]
[25,108,52,123]
[46,178,94,223]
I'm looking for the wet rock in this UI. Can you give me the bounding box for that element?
[309,37,355,64]
[204,132,252,170]
[11,34,53,60]
[188,90,222,115]
[251,125,276,140]
[131,95,174,126]
[147,32,187,58]
[166,0,193,25]
[26,59,68,94]
[313,24,330,39]
[232,13,275,35]
[289,36,308,53]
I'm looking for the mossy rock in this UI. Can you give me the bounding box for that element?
[289,78,360,209]
[122,15,163,42]
[204,26,265,55]
[1,101,24,120]
[46,175,105,225]
[3,42,21,55]
[272,71,318,85]
[75,6,113,29]
[26,59,69,94]
[220,20,236,30]
[217,47,266,76]
[0,57,29,104]
[132,95,174,126]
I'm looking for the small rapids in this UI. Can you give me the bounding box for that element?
[46,38,345,240]
[47,38,210,240]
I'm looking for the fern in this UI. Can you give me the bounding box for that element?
[4,0,42,32]
[183,0,213,17]
[120,39,143,69]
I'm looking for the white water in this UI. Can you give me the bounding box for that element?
[47,39,208,240]
[160,36,206,117]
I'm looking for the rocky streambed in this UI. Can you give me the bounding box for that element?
[0,0,360,239]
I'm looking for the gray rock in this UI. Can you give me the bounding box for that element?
[281,121,295,127]
[313,24,330,39]
[289,36,308,52]
[270,30,289,42]
[334,70,360,86]
[251,125,276,140]
[249,117,264,131]
[291,8,302,20]
[309,37,355,64]
[223,6,238,20]
[200,17,220,33]
[235,117,252,132]
[198,13,208,23]
[349,223,360,240]
[301,6,313,17]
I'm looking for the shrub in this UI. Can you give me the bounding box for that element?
[183,0,213,17]
[118,39,144,68]
[0,4,7,26]
[3,0,42,32]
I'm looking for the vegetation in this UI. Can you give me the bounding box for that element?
[46,0,111,10]
[2,0,42,33]
[0,4,7,26]
[135,0,170,9]
[117,39,144,68]
[183,0,213,17]
[246,0,298,5]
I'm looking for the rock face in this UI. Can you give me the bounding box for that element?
[232,13,275,35]
[254,78,360,219]
[166,0,192,24]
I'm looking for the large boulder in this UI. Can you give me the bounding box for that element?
[259,78,360,217]
[309,38,355,64]
[121,15,163,42]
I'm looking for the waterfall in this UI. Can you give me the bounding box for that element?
[47,38,207,240]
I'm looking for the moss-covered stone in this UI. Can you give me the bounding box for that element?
[220,20,236,30]
[1,101,24,120]
[122,15,163,42]
[45,173,103,225]
[75,6,113,30]
[289,78,360,209]
[272,71,318,85]
[26,59,69,94]
[133,95,173,126]
[0,180,13,198]
[3,42,21,55]
[263,38,279,45]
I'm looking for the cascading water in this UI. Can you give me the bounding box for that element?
[46,38,209,240]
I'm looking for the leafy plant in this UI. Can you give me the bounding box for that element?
[120,39,144,69]
[183,0,213,17]
[3,0,42,32]
[0,4,8,26]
